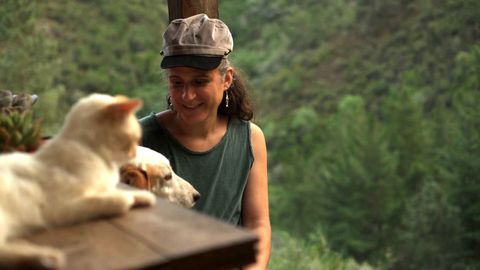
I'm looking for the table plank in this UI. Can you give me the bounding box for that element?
[113,199,258,269]
[24,196,258,270]
[26,220,162,270]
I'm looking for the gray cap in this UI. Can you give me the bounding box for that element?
[161,14,233,70]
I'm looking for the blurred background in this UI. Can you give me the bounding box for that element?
[1,0,479,269]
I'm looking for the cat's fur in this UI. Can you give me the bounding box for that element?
[0,94,156,269]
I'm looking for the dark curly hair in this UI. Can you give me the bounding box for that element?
[217,59,253,121]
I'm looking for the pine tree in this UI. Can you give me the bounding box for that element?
[316,95,400,263]
[442,45,480,269]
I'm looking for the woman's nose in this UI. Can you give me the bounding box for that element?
[181,86,196,100]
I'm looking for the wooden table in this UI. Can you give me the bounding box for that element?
[24,195,258,270]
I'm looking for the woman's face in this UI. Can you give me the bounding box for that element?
[167,66,232,125]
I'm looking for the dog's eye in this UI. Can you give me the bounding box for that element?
[164,173,172,181]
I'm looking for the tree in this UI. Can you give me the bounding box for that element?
[315,96,400,263]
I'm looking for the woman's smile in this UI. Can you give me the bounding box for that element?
[182,102,202,111]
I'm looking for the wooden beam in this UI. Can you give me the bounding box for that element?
[167,0,219,22]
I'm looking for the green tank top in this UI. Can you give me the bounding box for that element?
[139,113,254,226]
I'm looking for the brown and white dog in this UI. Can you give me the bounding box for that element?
[0,94,155,269]
[121,146,200,208]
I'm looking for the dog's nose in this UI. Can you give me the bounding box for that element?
[193,193,201,203]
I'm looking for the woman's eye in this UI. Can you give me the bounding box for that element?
[169,81,184,89]
[192,79,208,86]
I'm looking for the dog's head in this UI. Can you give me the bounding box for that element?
[121,146,201,208]
[61,94,142,165]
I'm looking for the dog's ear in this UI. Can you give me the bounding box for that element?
[102,97,142,119]
[120,164,150,190]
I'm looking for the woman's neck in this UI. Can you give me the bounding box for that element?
[160,111,229,152]
[175,113,223,139]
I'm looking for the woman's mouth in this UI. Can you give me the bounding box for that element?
[182,103,202,111]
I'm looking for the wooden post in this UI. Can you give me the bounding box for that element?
[167,0,219,22]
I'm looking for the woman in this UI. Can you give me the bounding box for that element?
[140,14,271,269]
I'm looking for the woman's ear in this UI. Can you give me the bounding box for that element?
[223,67,234,91]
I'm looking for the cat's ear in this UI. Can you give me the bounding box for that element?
[102,96,142,119]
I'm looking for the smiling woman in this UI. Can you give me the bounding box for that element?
[166,66,229,129]
[139,13,271,270]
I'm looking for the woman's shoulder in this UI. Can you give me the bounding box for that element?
[139,112,157,128]
[228,118,265,141]
[248,122,267,152]
[250,121,265,135]
[139,111,171,128]
[139,111,175,149]
[139,111,173,140]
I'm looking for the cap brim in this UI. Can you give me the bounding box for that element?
[161,55,223,70]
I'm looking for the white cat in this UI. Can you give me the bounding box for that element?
[0,94,156,269]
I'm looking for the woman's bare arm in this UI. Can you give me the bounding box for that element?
[242,123,271,270]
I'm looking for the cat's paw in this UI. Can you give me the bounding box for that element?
[132,190,156,207]
[0,241,65,270]
[36,249,65,270]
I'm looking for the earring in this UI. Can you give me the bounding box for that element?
[225,91,229,108]
[167,96,175,111]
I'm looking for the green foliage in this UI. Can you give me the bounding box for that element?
[0,0,61,132]
[40,0,168,97]
[0,0,169,134]
[224,0,479,268]
[441,45,480,269]
[382,76,433,194]
[314,96,401,263]
[270,230,377,270]
[392,181,463,270]
[267,105,329,236]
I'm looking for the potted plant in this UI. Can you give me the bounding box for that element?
[0,89,42,153]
